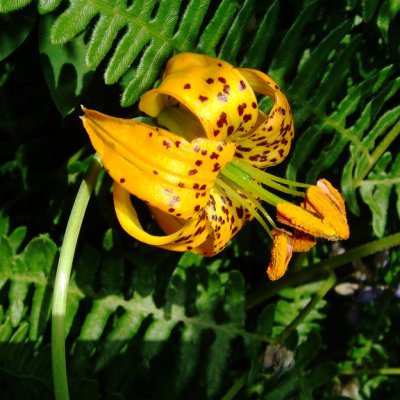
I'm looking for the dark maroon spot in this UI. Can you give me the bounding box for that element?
[193,183,200,189]
[275,84,279,90]
[206,78,214,84]
[176,213,182,217]
[200,184,206,190]
[210,152,219,160]
[153,170,159,175]
[237,145,251,152]
[268,126,273,131]
[232,227,238,234]
[120,178,125,183]
[236,207,244,218]
[227,125,234,136]
[168,208,175,212]
[194,205,201,212]
[212,163,221,172]
[223,84,230,94]
[184,83,191,89]
[218,63,222,67]
[175,141,181,147]
[279,108,286,115]
[189,169,198,175]
[163,140,171,149]
[201,149,207,155]
[199,95,208,102]
[149,132,153,137]
[243,114,252,123]
[178,183,185,188]
[187,246,193,250]
[251,102,257,108]
[217,112,227,127]
[213,130,220,137]
[235,153,244,158]
[237,103,247,116]
[217,92,228,102]
[195,160,202,166]
[249,155,259,161]
[217,145,223,151]
[218,77,226,84]
[239,80,246,90]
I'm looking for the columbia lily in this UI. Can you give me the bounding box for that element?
[81,53,349,281]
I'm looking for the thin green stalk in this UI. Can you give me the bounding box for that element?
[354,119,400,187]
[247,232,400,309]
[274,273,336,344]
[340,368,400,376]
[52,154,102,400]
[221,372,247,400]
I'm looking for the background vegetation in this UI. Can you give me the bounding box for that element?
[1,0,400,398]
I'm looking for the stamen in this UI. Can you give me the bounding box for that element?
[221,163,284,206]
[232,158,310,190]
[215,179,273,238]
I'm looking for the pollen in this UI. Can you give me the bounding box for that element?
[276,202,338,240]
[267,232,293,281]
[305,185,349,240]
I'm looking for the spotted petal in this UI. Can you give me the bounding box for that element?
[234,69,294,168]
[81,107,235,219]
[113,183,209,251]
[139,53,259,141]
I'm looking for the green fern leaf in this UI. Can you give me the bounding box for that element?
[0,0,32,13]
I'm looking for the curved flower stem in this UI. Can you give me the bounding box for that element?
[340,368,400,376]
[274,273,336,345]
[247,232,400,310]
[52,154,102,400]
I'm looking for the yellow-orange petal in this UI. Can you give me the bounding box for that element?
[276,202,339,240]
[234,68,294,168]
[81,107,235,219]
[113,183,209,252]
[267,232,293,281]
[139,53,258,141]
[305,183,349,240]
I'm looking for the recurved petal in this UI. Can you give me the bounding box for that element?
[113,183,209,252]
[81,107,235,219]
[267,231,293,281]
[139,53,258,141]
[234,68,294,168]
[196,186,253,256]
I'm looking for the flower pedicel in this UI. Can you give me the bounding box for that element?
[81,53,349,281]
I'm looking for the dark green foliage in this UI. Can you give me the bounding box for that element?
[1,0,400,398]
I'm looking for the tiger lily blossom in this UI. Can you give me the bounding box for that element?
[81,53,349,281]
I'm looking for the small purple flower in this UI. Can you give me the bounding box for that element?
[356,285,383,304]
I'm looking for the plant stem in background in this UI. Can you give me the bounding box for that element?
[247,232,400,309]
[51,154,102,400]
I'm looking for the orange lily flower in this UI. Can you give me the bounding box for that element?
[81,53,349,280]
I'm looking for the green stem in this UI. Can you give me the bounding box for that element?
[51,154,102,400]
[274,273,336,344]
[340,368,400,376]
[354,119,400,187]
[220,372,247,400]
[247,232,400,309]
